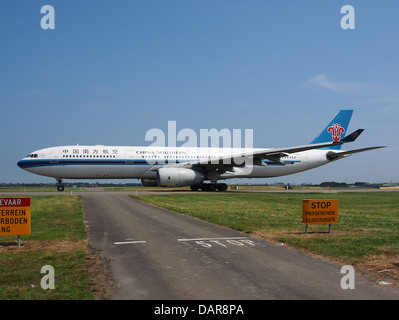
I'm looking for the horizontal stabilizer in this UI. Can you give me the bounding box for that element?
[327,146,386,161]
[340,129,364,143]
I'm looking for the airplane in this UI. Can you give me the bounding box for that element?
[17,110,384,192]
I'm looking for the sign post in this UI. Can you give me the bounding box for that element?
[302,200,338,234]
[0,198,31,246]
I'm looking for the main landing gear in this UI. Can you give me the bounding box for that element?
[56,178,64,192]
[190,183,228,192]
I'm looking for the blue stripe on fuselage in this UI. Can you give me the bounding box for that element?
[17,158,302,169]
[17,159,187,168]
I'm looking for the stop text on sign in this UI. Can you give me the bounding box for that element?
[0,198,31,236]
[302,199,338,225]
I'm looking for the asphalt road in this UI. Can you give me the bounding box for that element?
[81,192,399,300]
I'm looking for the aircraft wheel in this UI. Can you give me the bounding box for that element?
[217,183,228,192]
[57,185,65,192]
[190,185,199,191]
[208,183,216,192]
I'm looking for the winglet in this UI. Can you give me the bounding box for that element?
[340,129,364,143]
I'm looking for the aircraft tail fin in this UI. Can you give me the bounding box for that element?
[310,110,353,150]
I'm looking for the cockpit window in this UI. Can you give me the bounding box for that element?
[27,154,38,158]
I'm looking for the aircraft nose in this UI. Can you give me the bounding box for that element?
[17,160,26,169]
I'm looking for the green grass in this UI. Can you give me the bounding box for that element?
[131,192,399,265]
[0,196,94,300]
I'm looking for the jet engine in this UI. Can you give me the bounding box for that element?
[157,167,204,187]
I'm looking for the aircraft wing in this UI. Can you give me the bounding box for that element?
[145,142,328,173]
[147,128,379,175]
[168,129,366,173]
[210,141,344,168]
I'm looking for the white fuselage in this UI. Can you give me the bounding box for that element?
[17,145,330,181]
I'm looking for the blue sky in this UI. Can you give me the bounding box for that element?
[1,1,398,184]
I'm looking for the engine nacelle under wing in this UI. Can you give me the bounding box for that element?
[157,167,204,187]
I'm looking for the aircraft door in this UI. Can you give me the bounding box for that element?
[50,150,59,164]
[47,150,60,177]
[122,150,134,178]
[125,151,134,164]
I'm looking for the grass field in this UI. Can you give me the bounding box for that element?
[0,196,95,300]
[132,191,399,284]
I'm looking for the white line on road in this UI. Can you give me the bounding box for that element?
[114,241,147,245]
[177,237,248,242]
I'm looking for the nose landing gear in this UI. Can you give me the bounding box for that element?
[56,178,64,192]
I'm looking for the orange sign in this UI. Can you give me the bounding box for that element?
[302,199,338,225]
[0,198,31,236]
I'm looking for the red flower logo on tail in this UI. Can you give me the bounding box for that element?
[328,123,345,142]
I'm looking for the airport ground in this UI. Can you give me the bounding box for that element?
[0,186,399,300]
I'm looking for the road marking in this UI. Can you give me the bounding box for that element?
[178,237,257,249]
[114,241,146,245]
[177,237,248,242]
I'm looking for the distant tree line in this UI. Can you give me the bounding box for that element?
[1,181,388,188]
[319,181,349,188]
[1,182,142,188]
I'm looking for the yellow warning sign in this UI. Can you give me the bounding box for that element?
[302,199,338,225]
[0,198,31,236]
